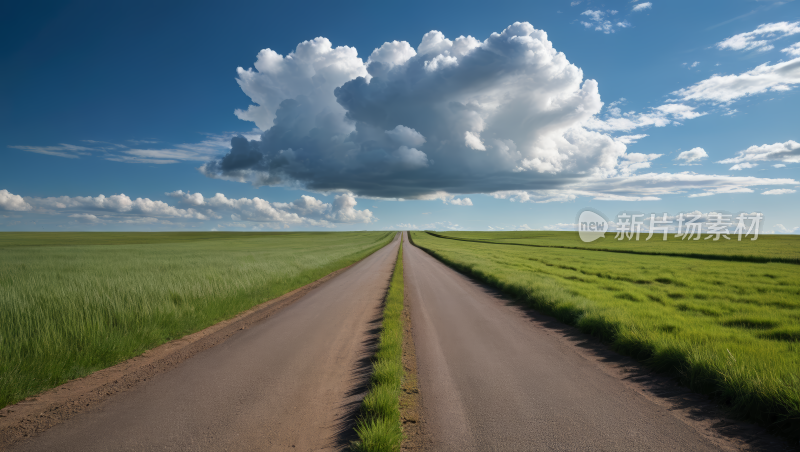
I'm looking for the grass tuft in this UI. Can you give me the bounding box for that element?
[353,417,404,452]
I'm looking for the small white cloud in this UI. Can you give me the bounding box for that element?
[717,22,800,53]
[166,190,205,205]
[689,61,699,68]
[617,153,662,176]
[541,223,578,231]
[8,144,94,159]
[581,10,629,34]
[616,134,649,144]
[421,192,473,206]
[329,194,376,224]
[448,198,473,206]
[69,213,102,224]
[688,186,755,197]
[587,103,705,132]
[632,2,652,12]
[421,221,463,231]
[0,189,33,211]
[729,162,758,170]
[394,223,419,230]
[783,42,800,57]
[773,224,800,234]
[763,188,796,195]
[672,58,800,104]
[774,164,787,168]
[718,140,800,166]
[675,147,708,165]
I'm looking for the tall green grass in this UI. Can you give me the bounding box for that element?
[0,232,394,409]
[430,230,800,265]
[352,237,405,452]
[409,231,800,440]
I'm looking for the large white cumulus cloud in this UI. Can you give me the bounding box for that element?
[203,22,652,198]
[202,22,797,200]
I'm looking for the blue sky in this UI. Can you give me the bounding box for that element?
[1,0,798,233]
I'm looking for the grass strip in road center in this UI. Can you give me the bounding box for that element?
[352,235,405,452]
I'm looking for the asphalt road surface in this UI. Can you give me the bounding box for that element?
[403,231,721,451]
[11,233,400,452]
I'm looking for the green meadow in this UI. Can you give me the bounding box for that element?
[0,232,394,409]
[410,231,800,438]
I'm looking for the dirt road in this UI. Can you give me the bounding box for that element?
[10,233,400,452]
[403,231,727,451]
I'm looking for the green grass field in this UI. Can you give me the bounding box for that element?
[431,230,800,264]
[410,231,800,438]
[0,231,394,409]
